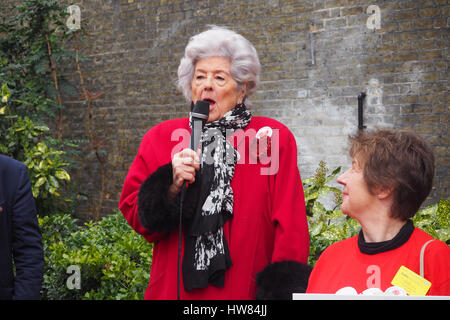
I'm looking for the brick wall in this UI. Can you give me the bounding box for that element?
[7,0,448,217]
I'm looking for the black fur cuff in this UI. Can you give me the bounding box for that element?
[138,162,200,233]
[255,261,312,300]
[138,163,180,232]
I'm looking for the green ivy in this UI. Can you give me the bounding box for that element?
[0,0,73,120]
[1,0,80,216]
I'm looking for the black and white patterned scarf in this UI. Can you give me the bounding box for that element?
[183,103,252,291]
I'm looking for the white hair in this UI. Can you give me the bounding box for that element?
[177,25,261,103]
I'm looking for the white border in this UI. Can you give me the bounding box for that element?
[293,293,450,300]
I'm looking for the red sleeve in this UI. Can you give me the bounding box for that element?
[118,129,168,243]
[269,127,309,264]
[425,239,450,296]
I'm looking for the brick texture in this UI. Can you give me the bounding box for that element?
[4,0,448,218]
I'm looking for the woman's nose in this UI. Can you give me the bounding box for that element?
[203,75,213,90]
[336,170,348,186]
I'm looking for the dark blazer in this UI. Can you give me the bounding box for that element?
[0,154,44,300]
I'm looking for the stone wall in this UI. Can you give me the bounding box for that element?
[6,0,448,217]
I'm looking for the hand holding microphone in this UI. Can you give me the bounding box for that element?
[169,149,200,198]
[169,100,209,199]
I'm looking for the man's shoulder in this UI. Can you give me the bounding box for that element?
[0,155,27,202]
[0,154,26,174]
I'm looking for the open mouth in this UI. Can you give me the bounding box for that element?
[202,98,216,109]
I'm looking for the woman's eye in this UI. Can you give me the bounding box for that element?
[196,75,204,80]
[215,76,225,81]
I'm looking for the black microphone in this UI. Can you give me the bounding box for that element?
[189,100,210,151]
[178,100,209,300]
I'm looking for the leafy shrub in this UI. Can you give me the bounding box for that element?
[413,198,449,244]
[303,161,359,265]
[0,100,72,215]
[40,210,153,300]
[0,110,70,198]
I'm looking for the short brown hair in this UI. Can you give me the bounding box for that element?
[349,129,435,220]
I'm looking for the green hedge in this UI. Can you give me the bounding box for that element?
[39,211,152,300]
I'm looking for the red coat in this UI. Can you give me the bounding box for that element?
[119,116,309,299]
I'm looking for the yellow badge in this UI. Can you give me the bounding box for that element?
[391,265,432,296]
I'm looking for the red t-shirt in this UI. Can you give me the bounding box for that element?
[307,228,450,296]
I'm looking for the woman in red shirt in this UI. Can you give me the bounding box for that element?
[307,129,449,296]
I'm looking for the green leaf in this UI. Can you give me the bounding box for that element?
[49,175,59,188]
[310,221,324,237]
[55,170,70,181]
[436,229,449,243]
[304,190,319,202]
[1,83,10,103]
[312,201,327,216]
[37,142,46,153]
[436,199,449,229]
[417,204,437,216]
[34,125,49,132]
[35,177,46,189]
[324,166,341,184]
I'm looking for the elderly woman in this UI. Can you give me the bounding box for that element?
[119,26,310,300]
[307,129,449,296]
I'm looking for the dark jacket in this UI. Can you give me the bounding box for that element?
[0,154,44,300]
